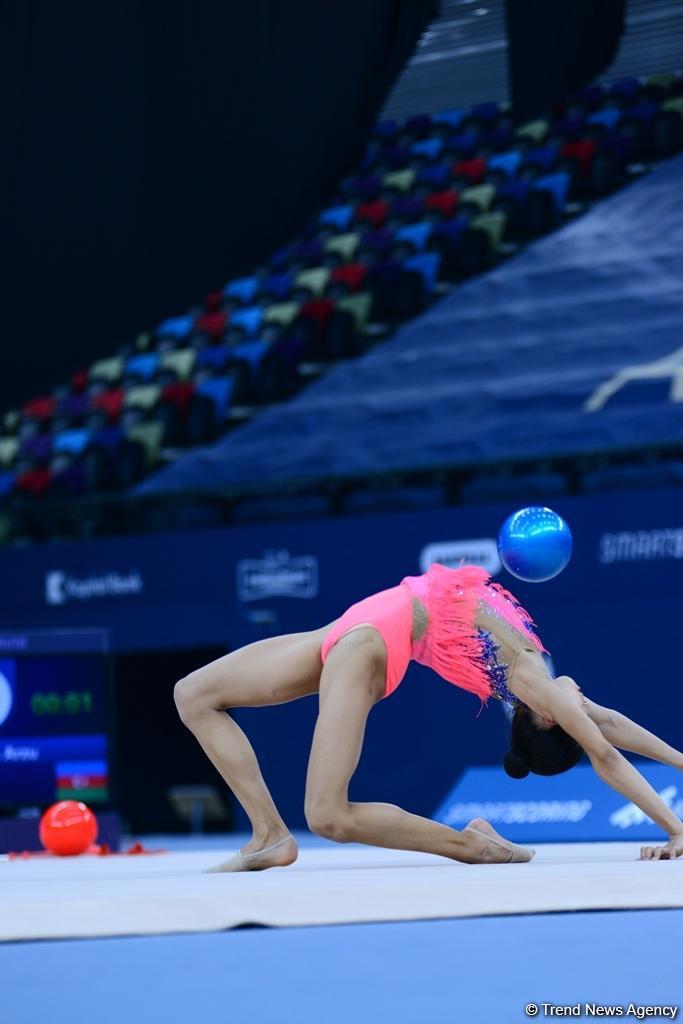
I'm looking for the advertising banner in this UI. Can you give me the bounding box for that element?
[434,762,683,843]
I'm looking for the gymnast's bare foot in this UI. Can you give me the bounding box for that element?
[462,817,535,864]
[204,833,298,873]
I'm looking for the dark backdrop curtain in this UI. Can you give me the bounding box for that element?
[505,0,626,122]
[2,1,436,411]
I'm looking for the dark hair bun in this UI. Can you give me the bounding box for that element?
[503,748,530,779]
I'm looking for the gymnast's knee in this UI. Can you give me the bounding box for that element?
[174,672,216,727]
[304,799,354,843]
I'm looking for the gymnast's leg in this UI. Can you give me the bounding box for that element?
[304,627,534,864]
[174,626,329,871]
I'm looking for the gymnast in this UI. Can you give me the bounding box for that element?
[173,562,683,869]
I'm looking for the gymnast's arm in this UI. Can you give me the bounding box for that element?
[582,699,683,771]
[543,688,683,842]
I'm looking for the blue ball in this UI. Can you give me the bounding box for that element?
[497,506,573,582]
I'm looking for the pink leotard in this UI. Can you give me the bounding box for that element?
[320,562,545,701]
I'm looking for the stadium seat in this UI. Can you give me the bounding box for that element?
[323,232,361,262]
[53,429,90,456]
[194,310,228,342]
[156,314,194,341]
[123,385,162,411]
[160,349,196,381]
[228,305,264,339]
[90,388,124,423]
[16,466,53,497]
[319,204,355,231]
[20,435,52,462]
[452,157,486,184]
[263,302,300,329]
[516,119,549,143]
[125,353,160,382]
[416,163,451,190]
[381,169,416,194]
[487,150,523,178]
[423,189,459,219]
[196,376,234,419]
[433,109,465,131]
[403,252,441,294]
[294,268,330,298]
[223,276,260,304]
[532,171,571,212]
[0,437,19,467]
[329,263,367,294]
[355,199,390,228]
[394,221,433,252]
[89,357,124,384]
[459,184,496,213]
[0,471,15,498]
[410,138,444,162]
[261,272,294,301]
[22,396,57,421]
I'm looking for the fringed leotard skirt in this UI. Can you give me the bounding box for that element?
[320,563,547,706]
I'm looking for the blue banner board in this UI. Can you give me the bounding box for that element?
[434,763,683,843]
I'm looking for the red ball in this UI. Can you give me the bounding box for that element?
[39,801,98,856]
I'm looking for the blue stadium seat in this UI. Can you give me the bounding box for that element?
[0,471,15,498]
[223,276,260,304]
[125,353,160,381]
[395,222,433,251]
[197,345,231,371]
[229,305,264,338]
[262,272,294,301]
[318,204,354,231]
[156,314,194,340]
[374,119,398,141]
[587,109,623,130]
[410,138,444,161]
[446,131,478,157]
[416,163,451,190]
[533,171,571,212]
[523,145,559,171]
[471,101,500,123]
[433,109,465,131]
[232,339,268,371]
[403,252,441,293]
[53,428,91,456]
[197,377,234,418]
[89,426,124,453]
[609,77,642,101]
[487,151,522,177]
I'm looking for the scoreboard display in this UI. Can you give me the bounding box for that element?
[0,630,113,809]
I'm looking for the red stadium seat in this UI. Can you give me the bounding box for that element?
[91,388,124,423]
[71,369,89,393]
[452,157,486,184]
[560,138,598,173]
[17,466,53,497]
[161,380,196,415]
[330,263,367,293]
[22,396,56,421]
[424,189,459,219]
[298,297,335,336]
[194,310,229,342]
[355,199,390,228]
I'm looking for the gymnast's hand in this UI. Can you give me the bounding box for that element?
[640,834,683,860]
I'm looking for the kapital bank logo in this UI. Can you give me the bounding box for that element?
[45,569,144,606]
[236,550,318,602]
[419,539,502,575]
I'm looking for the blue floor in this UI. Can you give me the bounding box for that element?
[4,910,683,1024]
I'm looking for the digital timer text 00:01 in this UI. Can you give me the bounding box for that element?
[30,691,94,716]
